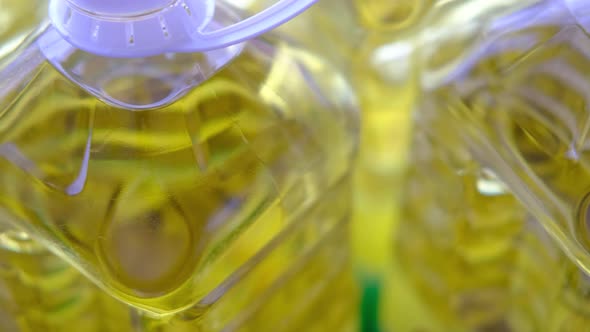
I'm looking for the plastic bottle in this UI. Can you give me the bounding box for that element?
[397,0,590,330]
[0,0,359,326]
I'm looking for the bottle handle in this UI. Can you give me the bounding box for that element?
[183,0,317,51]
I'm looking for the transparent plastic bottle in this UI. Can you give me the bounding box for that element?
[397,0,590,331]
[0,0,359,325]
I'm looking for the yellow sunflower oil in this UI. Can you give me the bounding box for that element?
[397,0,590,331]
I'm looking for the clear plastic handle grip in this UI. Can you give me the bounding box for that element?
[181,0,317,51]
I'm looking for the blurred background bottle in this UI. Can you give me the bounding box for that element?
[396,0,590,331]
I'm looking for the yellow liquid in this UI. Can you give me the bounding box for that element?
[0,226,135,332]
[397,118,590,331]
[397,122,530,330]
[397,2,590,331]
[139,186,359,331]
[246,1,439,329]
[243,2,436,327]
[354,0,433,31]
[0,0,46,57]
[0,34,358,314]
[0,181,359,331]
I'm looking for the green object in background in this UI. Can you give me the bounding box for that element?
[360,278,381,332]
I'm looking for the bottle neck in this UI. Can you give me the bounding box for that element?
[39,2,245,110]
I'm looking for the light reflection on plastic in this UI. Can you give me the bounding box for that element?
[224,0,257,9]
